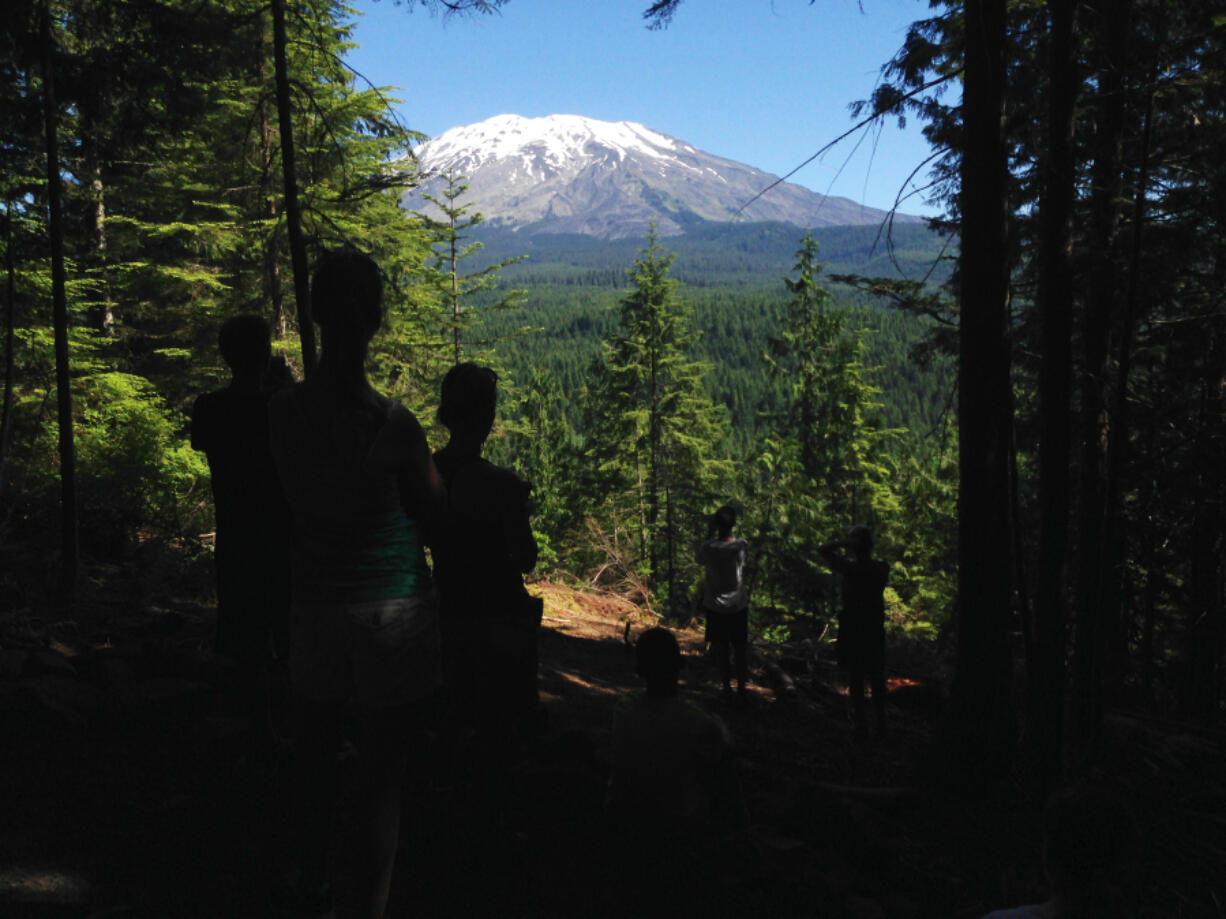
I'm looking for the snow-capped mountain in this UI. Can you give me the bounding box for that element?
[403,114,920,239]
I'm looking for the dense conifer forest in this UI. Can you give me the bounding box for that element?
[2,0,1225,915]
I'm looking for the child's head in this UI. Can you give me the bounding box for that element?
[1042,787,1137,908]
[635,627,681,697]
[437,362,498,442]
[712,504,737,539]
[218,314,271,378]
[310,249,384,345]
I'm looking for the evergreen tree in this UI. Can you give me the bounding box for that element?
[748,231,899,626]
[583,225,730,611]
[493,366,580,574]
[776,232,897,522]
[0,0,435,576]
[413,171,527,366]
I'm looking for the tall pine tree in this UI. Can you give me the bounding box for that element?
[583,225,730,612]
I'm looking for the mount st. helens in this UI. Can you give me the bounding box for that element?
[403,113,922,239]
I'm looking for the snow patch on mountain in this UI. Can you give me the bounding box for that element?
[405,114,920,239]
[423,114,689,169]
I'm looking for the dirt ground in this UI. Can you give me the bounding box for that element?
[1,581,1223,918]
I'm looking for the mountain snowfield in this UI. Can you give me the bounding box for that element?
[403,113,919,239]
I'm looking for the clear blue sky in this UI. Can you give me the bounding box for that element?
[344,0,943,217]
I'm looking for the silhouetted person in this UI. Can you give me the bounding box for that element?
[267,250,444,919]
[606,627,745,840]
[191,314,291,743]
[431,363,540,839]
[698,505,750,699]
[436,365,541,857]
[982,787,1139,918]
[820,525,888,740]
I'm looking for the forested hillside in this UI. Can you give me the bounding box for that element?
[472,220,955,448]
[0,0,955,638]
[2,4,1225,916]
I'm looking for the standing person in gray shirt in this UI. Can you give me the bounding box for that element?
[697,505,750,699]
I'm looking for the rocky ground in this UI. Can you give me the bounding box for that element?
[1,582,1223,918]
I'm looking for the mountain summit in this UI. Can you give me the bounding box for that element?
[404,114,919,239]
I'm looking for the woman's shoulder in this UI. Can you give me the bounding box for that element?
[467,460,527,506]
[380,399,425,435]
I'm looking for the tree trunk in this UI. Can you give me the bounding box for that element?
[271,0,316,375]
[1072,0,1130,756]
[647,344,660,593]
[1029,0,1078,792]
[1184,331,1226,718]
[450,210,461,363]
[0,203,17,486]
[79,1,113,337]
[1181,197,1226,717]
[942,0,1016,788]
[665,477,676,616]
[82,146,113,336]
[1098,93,1153,716]
[259,15,285,338]
[41,1,79,592]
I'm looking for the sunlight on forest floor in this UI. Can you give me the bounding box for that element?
[0,865,93,904]
[551,669,622,696]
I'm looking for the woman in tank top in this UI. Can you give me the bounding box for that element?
[268,250,444,919]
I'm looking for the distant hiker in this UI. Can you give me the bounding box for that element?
[191,313,291,743]
[432,362,541,742]
[981,787,1138,919]
[267,250,444,919]
[606,627,745,840]
[698,505,750,699]
[819,525,888,740]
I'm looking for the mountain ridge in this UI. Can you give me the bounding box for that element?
[403,114,924,239]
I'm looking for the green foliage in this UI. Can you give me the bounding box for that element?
[760,622,792,644]
[412,172,528,368]
[739,233,913,628]
[581,226,731,612]
[0,0,962,644]
[492,366,581,574]
[0,0,442,586]
[14,341,209,556]
[466,222,956,632]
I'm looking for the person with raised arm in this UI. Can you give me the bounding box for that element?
[819,525,889,740]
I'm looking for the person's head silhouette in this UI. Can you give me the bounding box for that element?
[847,524,873,558]
[635,627,682,698]
[712,504,737,540]
[311,249,383,355]
[438,362,498,445]
[218,314,271,381]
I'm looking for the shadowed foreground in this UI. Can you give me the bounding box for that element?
[1,583,1223,918]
